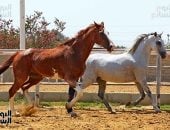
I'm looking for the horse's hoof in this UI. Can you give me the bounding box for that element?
[155,111,161,114]
[155,109,161,113]
[70,111,78,117]
[110,110,116,114]
[108,108,116,114]
[125,102,131,106]
[16,112,21,117]
[12,111,21,117]
[154,106,161,113]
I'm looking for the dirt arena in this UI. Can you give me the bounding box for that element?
[0,84,170,129]
[0,105,170,130]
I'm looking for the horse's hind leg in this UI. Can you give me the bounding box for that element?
[9,92,16,115]
[21,74,43,105]
[126,82,145,106]
[97,77,115,113]
[9,79,26,116]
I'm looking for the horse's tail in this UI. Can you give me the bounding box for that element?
[0,52,18,74]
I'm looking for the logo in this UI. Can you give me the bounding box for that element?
[151,5,170,19]
[0,4,12,18]
[0,110,12,125]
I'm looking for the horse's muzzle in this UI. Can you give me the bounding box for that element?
[160,51,167,59]
[107,45,115,52]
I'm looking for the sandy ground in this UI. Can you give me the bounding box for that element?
[0,83,170,130]
[0,105,170,130]
[0,83,170,93]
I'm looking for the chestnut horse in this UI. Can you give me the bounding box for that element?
[0,22,114,115]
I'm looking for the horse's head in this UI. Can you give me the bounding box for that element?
[148,32,167,59]
[93,22,115,52]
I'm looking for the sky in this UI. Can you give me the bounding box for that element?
[1,0,170,48]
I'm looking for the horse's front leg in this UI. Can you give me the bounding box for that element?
[66,83,84,117]
[139,79,161,113]
[66,86,75,113]
[126,82,145,106]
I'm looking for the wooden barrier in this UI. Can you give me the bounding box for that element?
[0,49,170,106]
[0,49,170,83]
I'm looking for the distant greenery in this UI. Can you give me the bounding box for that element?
[0,101,8,106]
[116,45,126,49]
[0,11,67,49]
[160,104,170,111]
[166,45,170,49]
[40,101,65,107]
[0,100,170,111]
[41,101,105,109]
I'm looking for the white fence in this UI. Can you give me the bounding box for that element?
[0,49,170,105]
[0,48,170,84]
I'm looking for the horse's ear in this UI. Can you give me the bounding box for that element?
[154,32,157,37]
[101,22,104,26]
[94,21,100,29]
[159,32,163,36]
[94,21,98,26]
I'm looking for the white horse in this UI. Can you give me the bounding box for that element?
[66,32,167,115]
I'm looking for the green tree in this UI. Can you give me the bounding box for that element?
[0,17,19,49]
[116,45,126,49]
[0,11,67,49]
[25,11,67,48]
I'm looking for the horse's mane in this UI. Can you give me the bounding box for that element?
[63,38,76,46]
[75,24,94,38]
[128,34,147,55]
[60,24,95,47]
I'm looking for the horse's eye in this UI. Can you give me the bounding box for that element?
[156,41,162,46]
[99,30,104,33]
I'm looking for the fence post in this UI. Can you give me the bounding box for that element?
[0,74,3,83]
[156,55,161,108]
[35,84,40,107]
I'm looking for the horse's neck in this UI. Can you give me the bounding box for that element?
[133,41,151,67]
[72,35,94,63]
[63,38,75,46]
